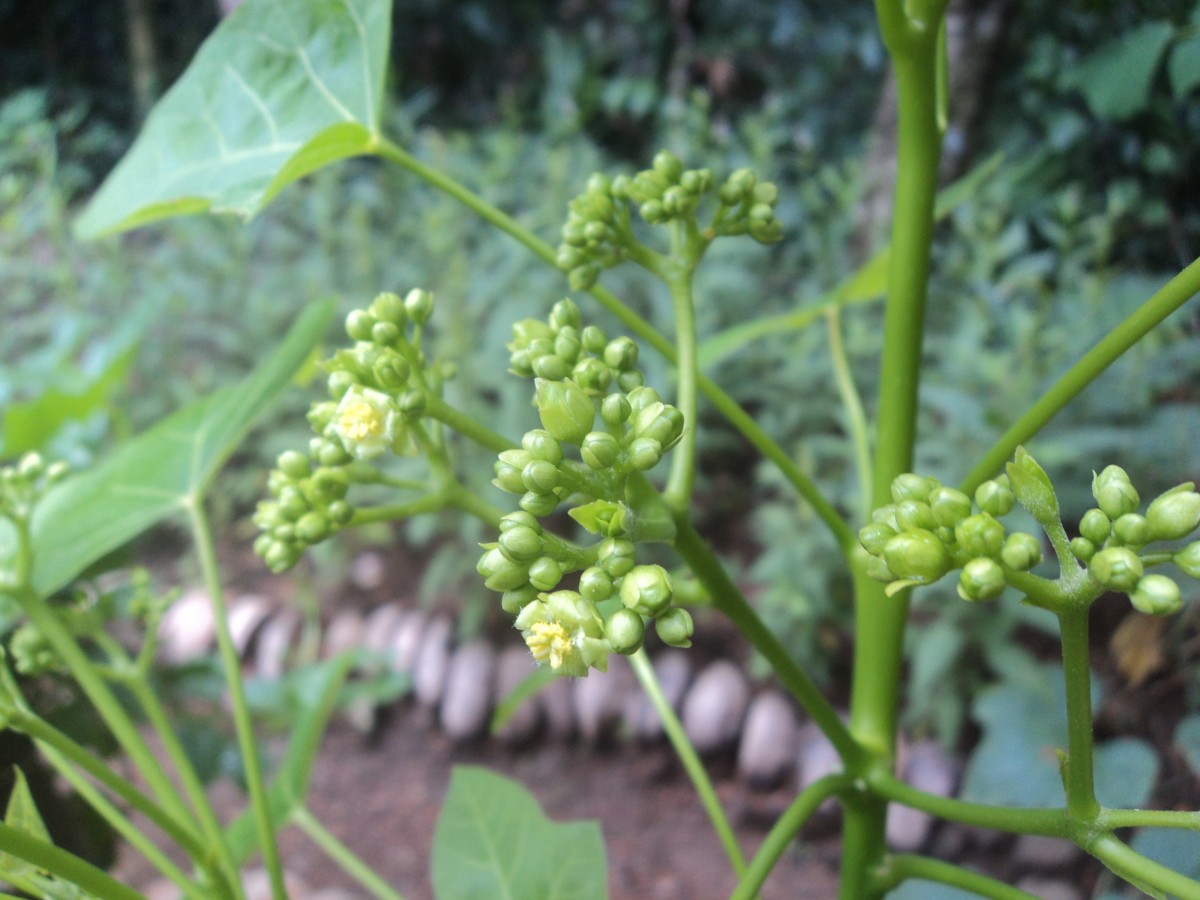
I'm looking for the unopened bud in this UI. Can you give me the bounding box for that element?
[1130,574,1182,616]
[1089,547,1143,592]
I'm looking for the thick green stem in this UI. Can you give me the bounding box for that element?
[1100,809,1200,830]
[628,649,744,875]
[664,271,698,511]
[844,4,945,896]
[1057,604,1099,819]
[867,769,1067,836]
[292,806,406,900]
[962,255,1200,494]
[874,854,1037,899]
[424,395,514,455]
[187,498,286,900]
[672,516,862,765]
[351,494,449,525]
[731,774,852,900]
[372,137,855,554]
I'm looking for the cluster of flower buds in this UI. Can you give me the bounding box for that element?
[481,302,694,675]
[554,151,782,290]
[0,452,69,525]
[254,290,438,573]
[1069,466,1200,616]
[858,449,1200,617]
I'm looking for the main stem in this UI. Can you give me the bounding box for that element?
[842,8,945,897]
[1057,604,1099,819]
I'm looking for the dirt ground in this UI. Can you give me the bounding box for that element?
[116,707,841,899]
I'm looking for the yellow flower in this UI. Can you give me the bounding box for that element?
[526,621,574,669]
[333,386,398,460]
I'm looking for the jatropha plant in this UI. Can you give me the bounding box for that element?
[4,0,1200,897]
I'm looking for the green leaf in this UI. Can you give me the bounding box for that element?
[1094,737,1158,809]
[432,766,606,900]
[1,769,52,876]
[1168,36,1200,99]
[1173,713,1200,778]
[1065,22,1174,119]
[490,665,556,736]
[1,348,134,458]
[29,299,335,596]
[75,0,393,238]
[224,652,356,864]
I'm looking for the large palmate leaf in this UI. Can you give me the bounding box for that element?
[76,0,392,238]
[28,299,334,596]
[432,766,606,900]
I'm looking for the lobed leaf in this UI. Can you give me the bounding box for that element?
[76,0,393,238]
[432,766,606,900]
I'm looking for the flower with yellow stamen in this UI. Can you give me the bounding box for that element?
[515,590,609,677]
[332,385,399,460]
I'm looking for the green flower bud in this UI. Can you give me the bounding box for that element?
[536,378,595,445]
[583,220,611,245]
[327,500,354,526]
[655,607,694,648]
[626,386,662,413]
[601,393,632,427]
[605,608,646,655]
[493,462,526,494]
[617,370,645,392]
[580,567,615,603]
[1079,509,1111,545]
[295,512,330,543]
[1093,466,1139,519]
[520,491,559,517]
[477,547,529,592]
[895,500,936,532]
[872,504,900,531]
[1130,574,1183,616]
[587,173,613,194]
[652,150,683,181]
[628,437,663,471]
[581,325,608,354]
[568,264,601,292]
[345,310,376,342]
[499,525,543,563]
[44,461,69,484]
[1113,513,1150,547]
[1000,532,1043,571]
[510,319,554,349]
[554,326,582,362]
[398,389,426,419]
[404,288,434,324]
[1006,446,1060,524]
[327,370,358,400]
[883,529,952,583]
[1089,547,1144,592]
[865,554,896,583]
[598,538,636,578]
[263,541,299,573]
[954,514,1006,560]
[619,564,674,617]
[522,429,565,464]
[278,487,309,520]
[277,450,311,480]
[958,557,1006,602]
[752,181,779,205]
[633,170,670,200]
[531,353,572,381]
[371,321,401,347]
[929,487,972,527]
[369,291,407,326]
[499,510,539,532]
[891,473,935,503]
[1145,484,1200,542]
[603,337,639,372]
[550,298,583,332]
[748,219,783,243]
[557,244,585,269]
[528,557,565,592]
[680,169,709,194]
[501,586,539,615]
[639,200,667,224]
[858,521,897,556]
[521,460,560,495]
[975,480,1016,517]
[1174,541,1200,579]
[1070,536,1097,562]
[312,468,349,502]
[573,357,613,394]
[581,432,621,470]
